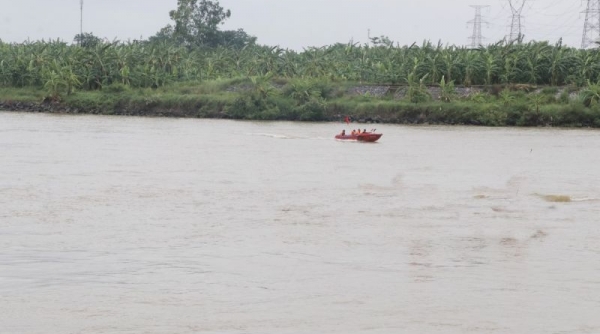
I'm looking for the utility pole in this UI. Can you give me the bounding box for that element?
[582,0,600,49]
[80,0,84,38]
[468,5,489,48]
[508,0,526,43]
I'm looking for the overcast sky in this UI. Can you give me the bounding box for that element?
[0,0,588,49]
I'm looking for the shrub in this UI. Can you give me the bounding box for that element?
[579,80,600,107]
[297,98,326,121]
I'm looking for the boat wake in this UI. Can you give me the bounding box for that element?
[249,133,330,141]
[571,197,600,202]
[249,133,298,139]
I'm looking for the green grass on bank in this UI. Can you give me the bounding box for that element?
[64,89,237,117]
[0,87,47,102]
[2,78,600,128]
[328,98,600,127]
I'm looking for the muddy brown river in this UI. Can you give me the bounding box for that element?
[1,111,599,333]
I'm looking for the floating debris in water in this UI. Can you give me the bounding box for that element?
[535,194,572,203]
[543,195,571,202]
[531,230,548,239]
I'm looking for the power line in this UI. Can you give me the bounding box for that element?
[582,0,600,48]
[532,12,582,41]
[488,0,509,22]
[468,5,489,47]
[533,0,568,15]
[510,1,583,45]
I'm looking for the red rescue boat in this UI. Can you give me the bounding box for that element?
[335,131,382,142]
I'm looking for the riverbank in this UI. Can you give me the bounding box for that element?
[1,79,599,127]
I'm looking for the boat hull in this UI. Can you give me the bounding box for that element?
[335,133,382,142]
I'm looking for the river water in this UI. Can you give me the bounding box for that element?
[1,111,599,334]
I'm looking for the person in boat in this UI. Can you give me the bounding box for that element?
[351,129,356,135]
[363,129,367,133]
[340,129,346,136]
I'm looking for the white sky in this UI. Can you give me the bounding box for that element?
[0,0,589,49]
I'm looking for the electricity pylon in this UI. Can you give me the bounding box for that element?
[468,5,489,48]
[508,0,526,42]
[582,0,600,49]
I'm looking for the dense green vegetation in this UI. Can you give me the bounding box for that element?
[4,79,600,127]
[2,38,600,94]
[1,0,600,127]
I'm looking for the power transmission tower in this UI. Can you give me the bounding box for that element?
[508,0,526,42]
[582,0,600,49]
[468,5,489,48]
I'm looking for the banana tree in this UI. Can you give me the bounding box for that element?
[461,50,483,86]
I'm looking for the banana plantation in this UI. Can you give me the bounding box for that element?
[3,37,600,127]
[1,38,600,94]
